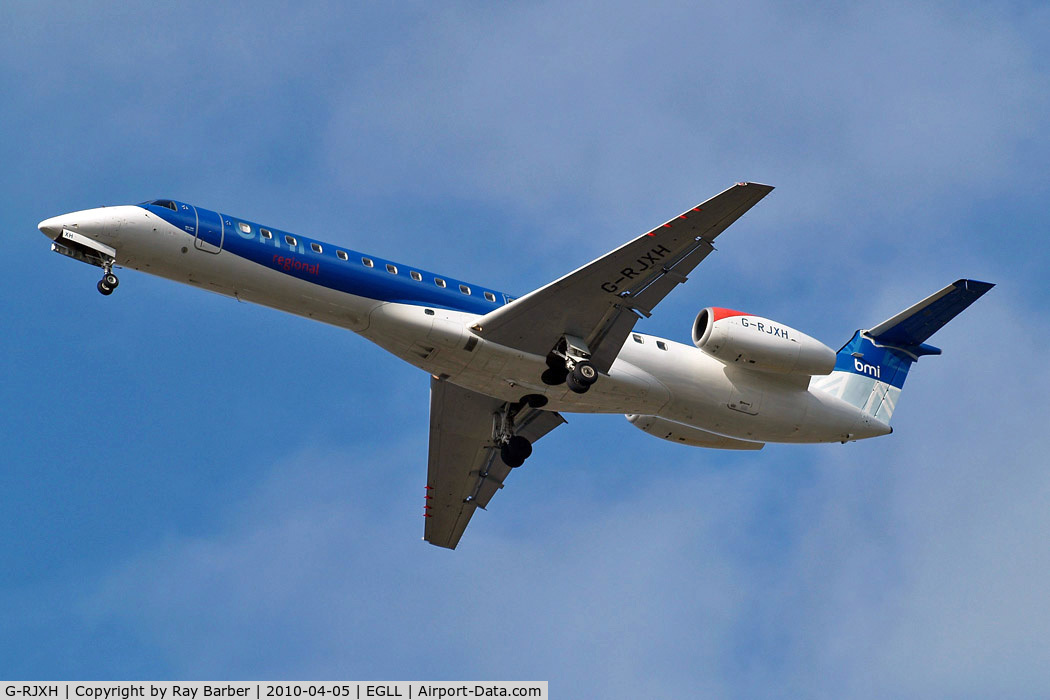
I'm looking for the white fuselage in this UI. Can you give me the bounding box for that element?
[38,204,890,445]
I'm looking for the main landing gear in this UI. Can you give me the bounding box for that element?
[494,394,546,468]
[566,361,598,393]
[541,336,599,394]
[97,262,119,296]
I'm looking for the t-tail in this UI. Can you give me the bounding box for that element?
[812,279,994,423]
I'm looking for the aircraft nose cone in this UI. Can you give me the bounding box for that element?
[38,215,67,239]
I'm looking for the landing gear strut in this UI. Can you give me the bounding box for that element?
[97,263,119,296]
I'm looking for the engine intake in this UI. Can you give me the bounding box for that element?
[692,307,835,375]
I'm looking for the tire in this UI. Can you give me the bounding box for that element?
[508,435,532,460]
[104,273,119,288]
[572,361,598,386]
[501,435,532,467]
[500,445,524,468]
[97,280,113,296]
[566,372,589,394]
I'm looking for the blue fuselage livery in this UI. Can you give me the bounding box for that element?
[36,184,993,549]
[146,199,509,315]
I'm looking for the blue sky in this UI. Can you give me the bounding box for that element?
[3,1,1049,695]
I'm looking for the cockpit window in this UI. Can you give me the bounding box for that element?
[150,200,177,211]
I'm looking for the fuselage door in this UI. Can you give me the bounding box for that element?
[193,207,224,254]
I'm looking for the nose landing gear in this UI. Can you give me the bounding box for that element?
[97,266,119,296]
[46,227,120,296]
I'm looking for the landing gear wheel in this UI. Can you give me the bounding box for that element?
[566,372,589,394]
[103,273,119,289]
[97,280,113,296]
[572,361,598,386]
[500,435,533,468]
[501,452,524,468]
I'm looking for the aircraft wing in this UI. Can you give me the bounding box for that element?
[425,377,567,550]
[471,182,774,371]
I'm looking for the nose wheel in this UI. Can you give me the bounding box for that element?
[97,268,119,296]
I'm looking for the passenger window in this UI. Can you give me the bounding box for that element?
[285,235,297,246]
[410,271,422,281]
[311,243,322,253]
[337,250,348,261]
[239,223,251,234]
[386,264,397,274]
[260,228,272,239]
[484,292,496,302]
[435,278,446,288]
[459,285,471,295]
[362,258,374,268]
[633,334,643,344]
[657,341,668,351]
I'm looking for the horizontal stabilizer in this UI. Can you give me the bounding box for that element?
[815,278,994,424]
[867,279,994,350]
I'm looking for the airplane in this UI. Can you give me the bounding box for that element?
[37,183,993,549]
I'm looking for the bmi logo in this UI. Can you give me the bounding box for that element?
[853,357,881,379]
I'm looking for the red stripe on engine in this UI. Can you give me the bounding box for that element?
[710,307,748,321]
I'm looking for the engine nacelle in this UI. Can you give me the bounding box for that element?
[692,307,835,375]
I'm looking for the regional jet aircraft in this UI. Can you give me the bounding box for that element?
[37,184,993,548]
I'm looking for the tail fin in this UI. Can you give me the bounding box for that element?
[812,279,994,423]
